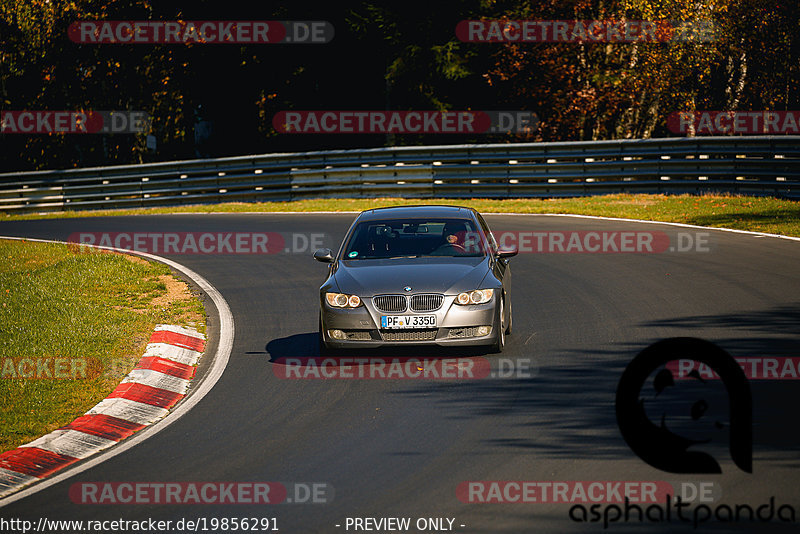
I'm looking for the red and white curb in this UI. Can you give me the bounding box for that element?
[0,324,205,498]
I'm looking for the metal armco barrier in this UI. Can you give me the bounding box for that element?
[1,137,798,213]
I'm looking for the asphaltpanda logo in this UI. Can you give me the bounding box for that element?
[615,337,752,474]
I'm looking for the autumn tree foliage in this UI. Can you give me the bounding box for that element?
[0,0,797,170]
[480,0,800,140]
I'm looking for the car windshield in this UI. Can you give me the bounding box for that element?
[342,218,486,259]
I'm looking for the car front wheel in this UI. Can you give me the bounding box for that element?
[491,297,505,353]
[505,298,512,335]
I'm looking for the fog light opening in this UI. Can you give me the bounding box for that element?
[477,326,491,336]
[329,329,346,340]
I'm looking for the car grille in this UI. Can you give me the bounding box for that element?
[381,329,438,341]
[410,294,444,312]
[373,295,407,312]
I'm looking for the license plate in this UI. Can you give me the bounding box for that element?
[381,315,437,329]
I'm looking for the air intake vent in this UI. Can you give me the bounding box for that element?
[381,329,438,341]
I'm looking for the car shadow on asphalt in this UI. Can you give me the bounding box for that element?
[383,303,800,464]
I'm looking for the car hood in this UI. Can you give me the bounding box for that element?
[333,256,490,296]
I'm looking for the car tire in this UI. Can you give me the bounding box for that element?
[491,297,506,353]
[505,297,512,335]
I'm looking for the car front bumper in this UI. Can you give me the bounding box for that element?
[320,294,500,348]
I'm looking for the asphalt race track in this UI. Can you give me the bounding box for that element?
[1,212,799,533]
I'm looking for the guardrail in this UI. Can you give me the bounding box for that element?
[1,136,798,213]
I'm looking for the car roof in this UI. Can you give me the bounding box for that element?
[355,205,477,222]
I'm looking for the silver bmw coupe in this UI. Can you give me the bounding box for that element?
[314,205,518,354]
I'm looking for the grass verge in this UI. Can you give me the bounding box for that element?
[0,239,206,452]
[2,194,799,237]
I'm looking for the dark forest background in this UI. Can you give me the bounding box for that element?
[1,0,798,171]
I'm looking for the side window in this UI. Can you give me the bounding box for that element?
[476,213,497,254]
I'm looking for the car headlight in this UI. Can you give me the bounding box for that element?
[455,289,494,305]
[326,292,362,308]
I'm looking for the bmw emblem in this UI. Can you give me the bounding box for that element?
[404,286,412,292]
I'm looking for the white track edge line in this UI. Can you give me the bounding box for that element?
[25,210,797,242]
[0,235,234,507]
[485,213,800,242]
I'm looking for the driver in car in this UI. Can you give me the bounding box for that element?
[433,222,467,254]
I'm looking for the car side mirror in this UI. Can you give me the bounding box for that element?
[313,248,335,263]
[497,245,518,259]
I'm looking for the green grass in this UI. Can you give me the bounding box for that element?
[3,194,799,237]
[0,240,206,452]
